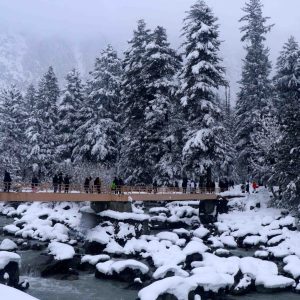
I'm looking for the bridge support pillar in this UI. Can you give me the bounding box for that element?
[91,201,132,214]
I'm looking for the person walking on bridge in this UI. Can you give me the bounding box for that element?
[84,177,90,193]
[64,175,70,193]
[53,174,58,193]
[182,177,188,194]
[153,180,158,194]
[94,177,101,194]
[31,175,39,192]
[111,177,118,194]
[58,173,63,193]
[3,170,12,192]
[118,177,124,194]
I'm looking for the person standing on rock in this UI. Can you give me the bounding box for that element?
[3,170,12,192]
[53,174,58,193]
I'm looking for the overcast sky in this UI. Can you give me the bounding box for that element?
[1,0,299,49]
[1,0,300,97]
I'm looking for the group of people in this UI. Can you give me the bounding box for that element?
[241,181,259,193]
[52,173,71,193]
[152,177,235,194]
[111,177,124,194]
[83,176,102,194]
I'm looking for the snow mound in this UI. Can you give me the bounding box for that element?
[283,255,300,279]
[3,224,20,235]
[99,210,149,221]
[96,259,149,275]
[153,265,189,280]
[48,241,75,260]
[81,254,110,265]
[0,239,17,251]
[138,272,233,300]
[0,251,20,269]
[156,232,179,243]
[193,227,209,239]
[0,283,38,300]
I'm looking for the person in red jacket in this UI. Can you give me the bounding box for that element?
[252,181,259,192]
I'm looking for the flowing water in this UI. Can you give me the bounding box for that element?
[0,215,299,300]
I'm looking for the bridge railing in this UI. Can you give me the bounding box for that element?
[0,182,220,195]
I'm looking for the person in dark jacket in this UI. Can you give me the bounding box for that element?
[31,175,39,192]
[58,173,63,193]
[84,177,90,193]
[182,177,188,194]
[246,181,250,193]
[94,177,101,194]
[153,180,158,194]
[118,177,124,194]
[64,175,70,193]
[3,171,12,192]
[53,174,58,193]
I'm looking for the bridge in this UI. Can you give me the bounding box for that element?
[0,183,221,202]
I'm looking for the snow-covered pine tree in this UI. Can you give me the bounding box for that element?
[0,85,27,176]
[72,45,121,166]
[23,84,38,177]
[271,36,300,207]
[119,20,152,184]
[235,0,273,180]
[142,26,182,185]
[219,87,236,180]
[179,0,227,183]
[56,69,85,164]
[24,84,37,114]
[26,66,60,177]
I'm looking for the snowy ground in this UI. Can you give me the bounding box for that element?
[0,187,300,300]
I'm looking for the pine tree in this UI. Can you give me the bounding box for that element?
[271,36,300,207]
[56,69,85,163]
[119,20,152,184]
[235,0,273,180]
[142,26,182,184]
[0,85,27,176]
[72,45,121,166]
[220,87,236,179]
[179,0,227,183]
[26,66,60,177]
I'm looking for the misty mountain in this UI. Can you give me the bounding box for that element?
[0,32,107,90]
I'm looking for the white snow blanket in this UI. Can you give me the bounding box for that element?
[0,284,38,300]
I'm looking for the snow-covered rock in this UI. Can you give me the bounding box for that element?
[81,254,110,265]
[96,259,149,282]
[48,242,75,260]
[3,225,20,235]
[193,227,210,239]
[283,255,300,279]
[152,265,189,280]
[0,239,17,251]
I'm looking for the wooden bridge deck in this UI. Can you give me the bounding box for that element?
[0,192,219,202]
[0,184,220,202]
